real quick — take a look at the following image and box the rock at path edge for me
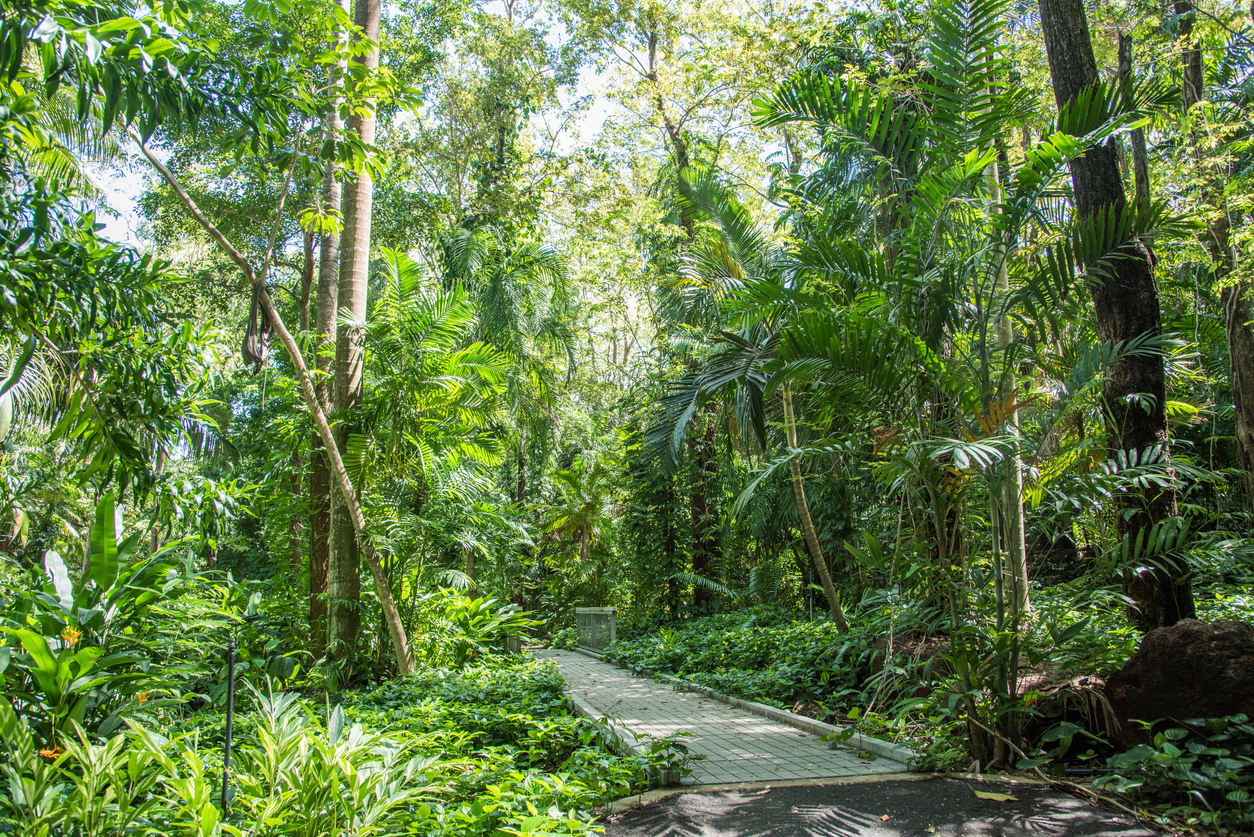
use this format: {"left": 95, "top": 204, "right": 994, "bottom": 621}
{"left": 1105, "top": 618, "right": 1254, "bottom": 748}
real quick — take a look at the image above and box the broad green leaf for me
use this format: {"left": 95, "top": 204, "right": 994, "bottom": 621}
{"left": 89, "top": 492, "right": 121, "bottom": 592}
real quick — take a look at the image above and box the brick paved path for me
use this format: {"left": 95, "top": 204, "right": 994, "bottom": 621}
{"left": 536, "top": 649, "right": 907, "bottom": 785}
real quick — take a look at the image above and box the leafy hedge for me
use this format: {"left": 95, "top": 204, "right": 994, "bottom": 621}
{"left": 0, "top": 656, "right": 669, "bottom": 836}
{"left": 604, "top": 606, "right": 883, "bottom": 712}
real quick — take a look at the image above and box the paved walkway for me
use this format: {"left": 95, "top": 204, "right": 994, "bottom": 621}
{"left": 536, "top": 649, "right": 907, "bottom": 785}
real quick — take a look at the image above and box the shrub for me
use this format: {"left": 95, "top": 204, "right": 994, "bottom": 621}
{"left": 1097, "top": 715, "right": 1254, "bottom": 834}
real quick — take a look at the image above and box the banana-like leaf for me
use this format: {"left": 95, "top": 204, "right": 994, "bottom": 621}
{"left": 88, "top": 492, "right": 121, "bottom": 593}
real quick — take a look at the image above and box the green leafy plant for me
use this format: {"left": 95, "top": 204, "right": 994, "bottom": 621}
{"left": 1096, "top": 715, "right": 1254, "bottom": 833}
{"left": 0, "top": 493, "right": 201, "bottom": 744}
{"left": 440, "top": 591, "right": 538, "bottom": 668}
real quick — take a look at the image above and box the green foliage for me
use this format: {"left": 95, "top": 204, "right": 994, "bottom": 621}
{"left": 606, "top": 606, "right": 882, "bottom": 712}
{"left": 0, "top": 657, "right": 676, "bottom": 836}
{"left": 0, "top": 495, "right": 203, "bottom": 745}
{"left": 442, "top": 593, "right": 537, "bottom": 668}
{"left": 343, "top": 658, "right": 684, "bottom": 834}
{"left": 548, "top": 627, "right": 578, "bottom": 650}
{"left": 1097, "top": 715, "right": 1254, "bottom": 834}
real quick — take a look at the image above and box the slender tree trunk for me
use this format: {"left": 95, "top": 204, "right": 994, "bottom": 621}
{"left": 310, "top": 0, "right": 348, "bottom": 657}
{"left": 1038, "top": 0, "right": 1194, "bottom": 631}
{"left": 289, "top": 231, "right": 314, "bottom": 579}
{"left": 688, "top": 407, "right": 720, "bottom": 610}
{"left": 150, "top": 446, "right": 166, "bottom": 554}
{"left": 989, "top": 150, "right": 1030, "bottom": 614}
{"left": 1117, "top": 35, "right": 1152, "bottom": 248}
{"left": 299, "top": 229, "right": 316, "bottom": 333}
{"left": 328, "top": 0, "right": 382, "bottom": 662}
{"left": 130, "top": 123, "right": 413, "bottom": 676}
{"left": 782, "top": 381, "right": 849, "bottom": 630}
{"left": 1176, "top": 0, "right": 1204, "bottom": 116}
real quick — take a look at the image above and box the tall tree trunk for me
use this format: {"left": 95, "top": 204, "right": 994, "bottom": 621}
{"left": 290, "top": 230, "right": 314, "bottom": 578}
{"left": 131, "top": 118, "right": 413, "bottom": 678}
{"left": 309, "top": 0, "right": 349, "bottom": 657}
{"left": 150, "top": 445, "right": 166, "bottom": 554}
{"left": 989, "top": 149, "right": 1030, "bottom": 615}
{"left": 1038, "top": 0, "right": 1195, "bottom": 631}
{"left": 299, "top": 229, "right": 316, "bottom": 333}
{"left": 328, "top": 0, "right": 381, "bottom": 662}
{"left": 1171, "top": 4, "right": 1254, "bottom": 508}
{"left": 1176, "top": 0, "right": 1204, "bottom": 116}
{"left": 782, "top": 381, "right": 849, "bottom": 630}
{"left": 688, "top": 406, "right": 720, "bottom": 610}
{"left": 1117, "top": 35, "right": 1153, "bottom": 250}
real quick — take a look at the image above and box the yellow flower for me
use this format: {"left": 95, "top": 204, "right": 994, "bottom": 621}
{"left": 38, "top": 745, "right": 63, "bottom": 761}
{"left": 60, "top": 626, "right": 82, "bottom": 647}
{"left": 136, "top": 691, "right": 149, "bottom": 703}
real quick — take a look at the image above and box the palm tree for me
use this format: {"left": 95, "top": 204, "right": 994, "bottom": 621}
{"left": 649, "top": 171, "right": 855, "bottom": 629}
{"left": 542, "top": 459, "right": 613, "bottom": 565}
{"left": 442, "top": 225, "right": 575, "bottom": 507}
{"left": 350, "top": 248, "right": 507, "bottom": 493}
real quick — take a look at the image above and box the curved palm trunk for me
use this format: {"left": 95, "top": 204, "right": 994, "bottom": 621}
{"left": 782, "top": 381, "right": 848, "bottom": 630}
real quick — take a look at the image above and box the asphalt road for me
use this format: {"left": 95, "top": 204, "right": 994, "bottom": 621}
{"left": 602, "top": 776, "right": 1159, "bottom": 837}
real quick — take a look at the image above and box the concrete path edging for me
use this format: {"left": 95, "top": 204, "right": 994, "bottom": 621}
{"left": 571, "top": 645, "right": 918, "bottom": 767}
{"left": 567, "top": 692, "right": 686, "bottom": 786}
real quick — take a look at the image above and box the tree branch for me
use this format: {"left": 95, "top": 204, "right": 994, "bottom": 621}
{"left": 129, "top": 128, "right": 414, "bottom": 674}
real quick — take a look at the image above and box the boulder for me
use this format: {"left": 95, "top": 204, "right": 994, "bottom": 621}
{"left": 1105, "top": 619, "right": 1254, "bottom": 747}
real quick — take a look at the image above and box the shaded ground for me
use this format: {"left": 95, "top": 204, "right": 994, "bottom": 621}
{"left": 602, "top": 777, "right": 1159, "bottom": 837}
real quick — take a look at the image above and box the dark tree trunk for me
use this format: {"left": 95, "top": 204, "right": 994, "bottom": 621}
{"left": 1117, "top": 35, "right": 1152, "bottom": 220}
{"left": 688, "top": 407, "right": 720, "bottom": 610}
{"left": 299, "top": 229, "right": 316, "bottom": 333}
{"left": 1038, "top": 0, "right": 1194, "bottom": 631}
{"left": 1176, "top": 0, "right": 1204, "bottom": 115}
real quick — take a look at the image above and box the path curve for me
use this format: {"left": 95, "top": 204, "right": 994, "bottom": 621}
{"left": 537, "top": 649, "right": 907, "bottom": 785}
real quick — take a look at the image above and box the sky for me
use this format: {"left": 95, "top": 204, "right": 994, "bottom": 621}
{"left": 96, "top": 0, "right": 613, "bottom": 250}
